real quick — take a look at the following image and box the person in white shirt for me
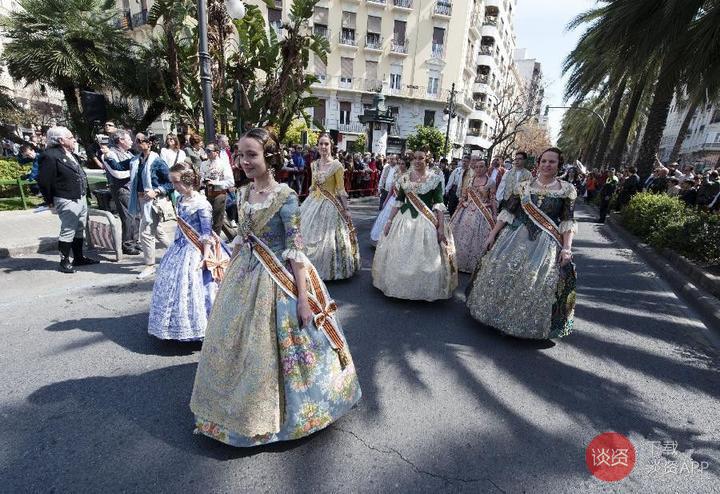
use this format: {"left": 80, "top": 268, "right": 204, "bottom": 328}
{"left": 200, "top": 144, "right": 235, "bottom": 234}
{"left": 160, "top": 134, "right": 186, "bottom": 168}
{"left": 377, "top": 154, "right": 398, "bottom": 210}
{"left": 496, "top": 151, "right": 533, "bottom": 210}
{"left": 216, "top": 134, "right": 232, "bottom": 169}
{"left": 445, "top": 156, "right": 470, "bottom": 215}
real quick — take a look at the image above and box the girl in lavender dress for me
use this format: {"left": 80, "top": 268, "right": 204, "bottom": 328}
{"left": 147, "top": 162, "right": 230, "bottom": 341}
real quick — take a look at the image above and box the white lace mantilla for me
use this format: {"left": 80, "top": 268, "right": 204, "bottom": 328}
{"left": 516, "top": 179, "right": 577, "bottom": 200}
{"left": 312, "top": 159, "right": 343, "bottom": 184}
{"left": 179, "top": 191, "right": 211, "bottom": 215}
{"left": 398, "top": 171, "right": 443, "bottom": 195}
{"left": 239, "top": 183, "right": 289, "bottom": 212}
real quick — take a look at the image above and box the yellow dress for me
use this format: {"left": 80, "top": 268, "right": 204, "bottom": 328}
{"left": 299, "top": 160, "right": 360, "bottom": 280}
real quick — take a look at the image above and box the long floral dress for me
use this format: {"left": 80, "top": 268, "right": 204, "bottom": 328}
{"left": 190, "top": 183, "right": 361, "bottom": 447}
{"left": 372, "top": 172, "right": 458, "bottom": 301}
{"left": 450, "top": 176, "right": 496, "bottom": 273}
{"left": 148, "top": 192, "right": 228, "bottom": 341}
{"left": 466, "top": 180, "right": 578, "bottom": 339}
{"left": 299, "top": 159, "right": 360, "bottom": 280}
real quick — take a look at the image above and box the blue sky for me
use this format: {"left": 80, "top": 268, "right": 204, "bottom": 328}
{"left": 514, "top": 0, "right": 596, "bottom": 143}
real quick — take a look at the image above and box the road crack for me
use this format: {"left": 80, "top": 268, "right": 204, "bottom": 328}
{"left": 333, "top": 426, "right": 506, "bottom": 492}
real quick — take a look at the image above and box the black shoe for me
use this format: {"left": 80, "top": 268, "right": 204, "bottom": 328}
{"left": 59, "top": 258, "right": 75, "bottom": 273}
{"left": 73, "top": 256, "right": 100, "bottom": 266}
{"left": 122, "top": 246, "right": 141, "bottom": 255}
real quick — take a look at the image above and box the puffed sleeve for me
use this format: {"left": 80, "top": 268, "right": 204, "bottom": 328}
{"left": 197, "top": 201, "right": 214, "bottom": 242}
{"left": 279, "top": 192, "right": 310, "bottom": 264}
{"left": 432, "top": 180, "right": 447, "bottom": 212}
{"left": 334, "top": 164, "right": 347, "bottom": 197}
{"left": 559, "top": 183, "right": 578, "bottom": 234}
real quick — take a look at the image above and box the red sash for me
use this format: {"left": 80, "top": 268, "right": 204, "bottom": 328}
{"left": 520, "top": 197, "right": 563, "bottom": 247}
{"left": 176, "top": 215, "right": 230, "bottom": 281}
{"left": 467, "top": 189, "right": 496, "bottom": 228}
{"left": 316, "top": 186, "right": 359, "bottom": 263}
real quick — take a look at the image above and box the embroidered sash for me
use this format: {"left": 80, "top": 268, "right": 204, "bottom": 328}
{"left": 520, "top": 195, "right": 564, "bottom": 247}
{"left": 406, "top": 191, "right": 438, "bottom": 228}
{"left": 249, "top": 233, "right": 350, "bottom": 369}
{"left": 315, "top": 185, "right": 359, "bottom": 261}
{"left": 176, "top": 214, "right": 230, "bottom": 281}
{"left": 467, "top": 189, "right": 496, "bottom": 229}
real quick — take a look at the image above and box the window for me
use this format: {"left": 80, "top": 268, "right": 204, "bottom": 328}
{"left": 432, "top": 27, "right": 445, "bottom": 45}
{"left": 313, "top": 100, "right": 326, "bottom": 126}
{"left": 424, "top": 110, "right": 435, "bottom": 127}
{"left": 366, "top": 16, "right": 382, "bottom": 48}
{"left": 394, "top": 20, "right": 406, "bottom": 40}
{"left": 340, "top": 57, "right": 353, "bottom": 86}
{"left": 268, "top": 8, "right": 282, "bottom": 33}
{"left": 428, "top": 76, "right": 440, "bottom": 95}
{"left": 314, "top": 55, "right": 327, "bottom": 81}
{"left": 313, "top": 7, "right": 329, "bottom": 38}
{"left": 341, "top": 11, "right": 356, "bottom": 44}
{"left": 390, "top": 72, "right": 402, "bottom": 90}
{"left": 365, "top": 61, "right": 379, "bottom": 91}
{"left": 388, "top": 106, "right": 400, "bottom": 119}
{"left": 340, "top": 102, "right": 352, "bottom": 125}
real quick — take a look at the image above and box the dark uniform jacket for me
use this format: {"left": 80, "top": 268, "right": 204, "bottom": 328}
{"left": 37, "top": 146, "right": 88, "bottom": 204}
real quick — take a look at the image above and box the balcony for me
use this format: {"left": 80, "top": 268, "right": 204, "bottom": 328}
{"left": 390, "top": 37, "right": 409, "bottom": 55}
{"left": 392, "top": 0, "right": 413, "bottom": 9}
{"left": 479, "top": 45, "right": 493, "bottom": 56}
{"left": 431, "top": 43, "right": 445, "bottom": 59}
{"left": 433, "top": 1, "right": 452, "bottom": 18}
{"left": 364, "top": 79, "right": 384, "bottom": 92}
{"left": 483, "top": 16, "right": 498, "bottom": 26}
{"left": 338, "top": 122, "right": 366, "bottom": 133}
{"left": 339, "top": 31, "right": 357, "bottom": 47}
{"left": 482, "top": 18, "right": 500, "bottom": 38}
{"left": 365, "top": 34, "right": 383, "bottom": 51}
{"left": 314, "top": 25, "right": 330, "bottom": 39}
{"left": 131, "top": 10, "right": 148, "bottom": 28}
{"left": 701, "top": 142, "right": 720, "bottom": 151}
{"left": 474, "top": 74, "right": 489, "bottom": 84}
{"left": 310, "top": 118, "right": 326, "bottom": 130}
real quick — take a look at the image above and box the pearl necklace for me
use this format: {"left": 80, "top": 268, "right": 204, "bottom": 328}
{"left": 251, "top": 181, "right": 276, "bottom": 195}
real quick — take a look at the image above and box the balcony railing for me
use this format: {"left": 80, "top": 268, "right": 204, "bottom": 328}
{"left": 367, "top": 0, "right": 386, "bottom": 4}
{"left": 365, "top": 34, "right": 383, "bottom": 50}
{"left": 310, "top": 118, "right": 326, "bottom": 130}
{"left": 364, "top": 79, "right": 384, "bottom": 92}
{"left": 131, "top": 10, "right": 148, "bottom": 28}
{"left": 339, "top": 31, "right": 357, "bottom": 46}
{"left": 338, "top": 122, "right": 366, "bottom": 133}
{"left": 467, "top": 128, "right": 482, "bottom": 137}
{"left": 393, "top": 0, "right": 413, "bottom": 8}
{"left": 484, "top": 16, "right": 498, "bottom": 26}
{"left": 474, "top": 101, "right": 486, "bottom": 111}
{"left": 475, "top": 74, "right": 489, "bottom": 83}
{"left": 314, "top": 25, "right": 330, "bottom": 39}
{"left": 390, "top": 37, "right": 409, "bottom": 54}
{"left": 701, "top": 142, "right": 720, "bottom": 151}
{"left": 431, "top": 43, "right": 445, "bottom": 59}
{"left": 479, "top": 45, "right": 493, "bottom": 56}
{"left": 433, "top": 1, "right": 452, "bottom": 16}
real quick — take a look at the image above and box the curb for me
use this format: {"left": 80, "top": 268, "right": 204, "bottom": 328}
{"left": 605, "top": 213, "right": 720, "bottom": 331}
{"left": 0, "top": 239, "right": 57, "bottom": 259}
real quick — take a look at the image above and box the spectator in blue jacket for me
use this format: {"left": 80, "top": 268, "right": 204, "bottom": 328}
{"left": 288, "top": 145, "right": 306, "bottom": 193}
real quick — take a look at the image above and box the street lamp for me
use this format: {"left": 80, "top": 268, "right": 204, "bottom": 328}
{"left": 443, "top": 82, "right": 458, "bottom": 158}
{"left": 544, "top": 105, "right": 606, "bottom": 130}
{"left": 198, "top": 0, "right": 246, "bottom": 143}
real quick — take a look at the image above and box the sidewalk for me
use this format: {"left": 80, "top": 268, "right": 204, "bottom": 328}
{"left": 0, "top": 208, "right": 61, "bottom": 258}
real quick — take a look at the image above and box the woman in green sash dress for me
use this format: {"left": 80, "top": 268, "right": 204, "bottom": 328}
{"left": 466, "top": 147, "right": 577, "bottom": 339}
{"left": 372, "top": 150, "right": 458, "bottom": 301}
{"left": 190, "top": 128, "right": 361, "bottom": 447}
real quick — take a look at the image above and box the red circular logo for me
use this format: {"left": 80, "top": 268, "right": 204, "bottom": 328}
{"left": 586, "top": 432, "right": 636, "bottom": 481}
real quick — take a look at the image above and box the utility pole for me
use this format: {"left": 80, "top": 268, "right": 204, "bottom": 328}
{"left": 443, "top": 82, "right": 458, "bottom": 158}
{"left": 198, "top": 0, "right": 215, "bottom": 143}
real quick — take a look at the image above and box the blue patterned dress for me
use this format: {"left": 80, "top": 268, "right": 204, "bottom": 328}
{"left": 148, "top": 192, "right": 225, "bottom": 341}
{"left": 190, "top": 183, "right": 361, "bottom": 447}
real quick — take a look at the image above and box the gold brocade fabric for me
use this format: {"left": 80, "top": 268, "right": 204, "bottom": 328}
{"left": 372, "top": 209, "right": 457, "bottom": 301}
{"left": 309, "top": 160, "right": 347, "bottom": 199}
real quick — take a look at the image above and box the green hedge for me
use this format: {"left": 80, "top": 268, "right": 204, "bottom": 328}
{"left": 621, "top": 192, "right": 720, "bottom": 264}
{"left": 0, "top": 157, "right": 29, "bottom": 181}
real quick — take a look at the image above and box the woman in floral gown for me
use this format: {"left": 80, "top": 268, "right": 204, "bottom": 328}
{"left": 370, "top": 156, "right": 408, "bottom": 245}
{"left": 147, "top": 162, "right": 230, "bottom": 341}
{"left": 372, "top": 150, "right": 458, "bottom": 301}
{"left": 299, "top": 134, "right": 360, "bottom": 280}
{"left": 190, "top": 128, "right": 361, "bottom": 447}
{"left": 466, "top": 147, "right": 577, "bottom": 339}
{"left": 450, "top": 158, "right": 496, "bottom": 273}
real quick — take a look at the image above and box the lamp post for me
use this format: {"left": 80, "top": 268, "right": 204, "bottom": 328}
{"left": 198, "top": 0, "right": 246, "bottom": 143}
{"left": 443, "top": 82, "right": 458, "bottom": 158}
{"left": 544, "top": 105, "right": 606, "bottom": 130}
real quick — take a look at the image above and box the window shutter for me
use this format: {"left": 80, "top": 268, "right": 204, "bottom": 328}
{"left": 341, "top": 57, "right": 353, "bottom": 78}
{"left": 313, "top": 7, "right": 328, "bottom": 25}
{"left": 342, "top": 11, "right": 356, "bottom": 29}
{"left": 367, "top": 16, "right": 381, "bottom": 34}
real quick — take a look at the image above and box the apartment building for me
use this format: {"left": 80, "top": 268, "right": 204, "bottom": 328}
{"left": 659, "top": 98, "right": 720, "bottom": 172}
{"left": 513, "top": 48, "right": 543, "bottom": 117}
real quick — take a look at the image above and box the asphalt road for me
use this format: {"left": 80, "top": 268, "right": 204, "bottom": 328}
{"left": 1, "top": 200, "right": 718, "bottom": 493}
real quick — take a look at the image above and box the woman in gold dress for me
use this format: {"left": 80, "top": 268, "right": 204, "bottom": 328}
{"left": 298, "top": 134, "right": 360, "bottom": 280}
{"left": 466, "top": 147, "right": 577, "bottom": 339}
{"left": 372, "top": 150, "right": 458, "bottom": 301}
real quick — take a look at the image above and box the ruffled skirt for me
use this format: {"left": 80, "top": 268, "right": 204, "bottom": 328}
{"left": 450, "top": 201, "right": 494, "bottom": 273}
{"left": 190, "top": 246, "right": 362, "bottom": 447}
{"left": 148, "top": 240, "right": 218, "bottom": 341}
{"left": 299, "top": 195, "right": 360, "bottom": 280}
{"left": 466, "top": 225, "right": 576, "bottom": 339}
{"left": 370, "top": 191, "right": 396, "bottom": 244}
{"left": 372, "top": 209, "right": 458, "bottom": 301}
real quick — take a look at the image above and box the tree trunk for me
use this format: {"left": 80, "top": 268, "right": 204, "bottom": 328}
{"left": 607, "top": 75, "right": 647, "bottom": 167}
{"left": 668, "top": 99, "right": 699, "bottom": 163}
{"left": 636, "top": 55, "right": 679, "bottom": 177}
{"left": 61, "top": 85, "right": 92, "bottom": 159}
{"left": 138, "top": 100, "right": 167, "bottom": 132}
{"left": 165, "top": 23, "right": 183, "bottom": 102}
{"left": 593, "top": 76, "right": 627, "bottom": 167}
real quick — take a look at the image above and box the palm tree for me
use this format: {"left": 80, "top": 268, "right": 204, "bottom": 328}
{"left": 0, "top": 0, "right": 135, "bottom": 151}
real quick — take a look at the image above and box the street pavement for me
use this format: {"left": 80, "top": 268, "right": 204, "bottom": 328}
{"left": 1, "top": 200, "right": 718, "bottom": 493}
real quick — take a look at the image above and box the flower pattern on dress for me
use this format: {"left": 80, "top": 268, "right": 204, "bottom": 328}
{"left": 277, "top": 315, "right": 321, "bottom": 391}
{"left": 291, "top": 402, "right": 333, "bottom": 439}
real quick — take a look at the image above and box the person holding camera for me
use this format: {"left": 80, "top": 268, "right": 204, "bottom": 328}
{"left": 102, "top": 130, "right": 140, "bottom": 255}
{"left": 200, "top": 143, "right": 234, "bottom": 235}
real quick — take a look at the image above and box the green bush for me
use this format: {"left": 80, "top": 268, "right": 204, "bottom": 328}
{"left": 621, "top": 192, "right": 720, "bottom": 265}
{"left": 0, "top": 158, "right": 29, "bottom": 181}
